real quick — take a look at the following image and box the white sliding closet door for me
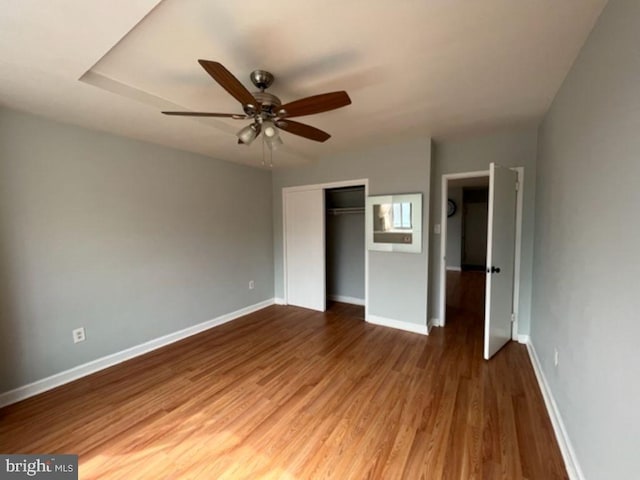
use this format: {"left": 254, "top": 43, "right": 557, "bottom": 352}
{"left": 284, "top": 188, "right": 326, "bottom": 311}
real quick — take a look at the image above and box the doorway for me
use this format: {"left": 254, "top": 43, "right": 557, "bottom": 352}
{"left": 446, "top": 177, "right": 489, "bottom": 329}
{"left": 438, "top": 166, "right": 524, "bottom": 359}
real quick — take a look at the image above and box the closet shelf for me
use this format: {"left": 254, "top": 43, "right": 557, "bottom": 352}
{"left": 327, "top": 207, "right": 365, "bottom": 215}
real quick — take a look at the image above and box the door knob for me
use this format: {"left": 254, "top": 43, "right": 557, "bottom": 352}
{"left": 487, "top": 266, "right": 501, "bottom": 274}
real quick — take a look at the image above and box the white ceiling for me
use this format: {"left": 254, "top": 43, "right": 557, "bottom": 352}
{"left": 0, "top": 0, "right": 607, "bottom": 168}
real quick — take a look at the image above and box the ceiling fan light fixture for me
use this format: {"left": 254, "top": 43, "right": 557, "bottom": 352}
{"left": 262, "top": 120, "right": 279, "bottom": 140}
{"left": 236, "top": 122, "right": 261, "bottom": 145}
{"left": 266, "top": 136, "right": 283, "bottom": 150}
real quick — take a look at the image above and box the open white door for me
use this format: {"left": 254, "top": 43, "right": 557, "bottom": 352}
{"left": 284, "top": 188, "right": 326, "bottom": 311}
{"left": 484, "top": 163, "right": 517, "bottom": 359}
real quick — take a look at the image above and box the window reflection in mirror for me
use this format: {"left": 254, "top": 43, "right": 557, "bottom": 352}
{"left": 373, "top": 203, "right": 412, "bottom": 232}
{"left": 373, "top": 203, "right": 413, "bottom": 244}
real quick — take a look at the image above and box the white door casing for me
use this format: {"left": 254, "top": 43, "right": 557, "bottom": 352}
{"left": 284, "top": 188, "right": 326, "bottom": 311}
{"left": 484, "top": 163, "right": 518, "bottom": 359}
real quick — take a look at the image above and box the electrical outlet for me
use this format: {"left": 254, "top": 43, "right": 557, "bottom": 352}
{"left": 72, "top": 327, "right": 86, "bottom": 344}
{"left": 554, "top": 348, "right": 559, "bottom": 367}
{"left": 249, "top": 280, "right": 255, "bottom": 290}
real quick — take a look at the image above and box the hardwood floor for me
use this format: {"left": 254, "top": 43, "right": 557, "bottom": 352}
{"left": 446, "top": 269, "right": 486, "bottom": 317}
{"left": 0, "top": 293, "right": 566, "bottom": 479}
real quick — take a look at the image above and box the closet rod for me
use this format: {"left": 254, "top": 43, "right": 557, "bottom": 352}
{"left": 327, "top": 186, "right": 364, "bottom": 193}
{"left": 327, "top": 207, "right": 365, "bottom": 215}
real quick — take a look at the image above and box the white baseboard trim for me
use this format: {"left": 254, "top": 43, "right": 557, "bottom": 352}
{"left": 524, "top": 339, "right": 584, "bottom": 480}
{"left": 446, "top": 266, "right": 462, "bottom": 271}
{"left": 366, "top": 314, "right": 428, "bottom": 335}
{"left": 517, "top": 334, "right": 530, "bottom": 344}
{"left": 428, "top": 318, "right": 442, "bottom": 333}
{"left": 327, "top": 294, "right": 365, "bottom": 306}
{"left": 0, "top": 298, "right": 275, "bottom": 408}
{"left": 274, "top": 297, "right": 286, "bottom": 305}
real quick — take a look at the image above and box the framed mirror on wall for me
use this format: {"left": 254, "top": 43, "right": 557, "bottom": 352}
{"left": 366, "top": 193, "right": 422, "bottom": 253}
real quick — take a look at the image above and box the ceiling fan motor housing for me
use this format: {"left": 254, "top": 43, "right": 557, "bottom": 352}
{"left": 244, "top": 91, "right": 282, "bottom": 117}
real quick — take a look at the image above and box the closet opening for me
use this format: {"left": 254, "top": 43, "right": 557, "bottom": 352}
{"left": 325, "top": 186, "right": 365, "bottom": 318}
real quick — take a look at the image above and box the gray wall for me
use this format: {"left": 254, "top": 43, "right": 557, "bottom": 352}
{"left": 532, "top": 0, "right": 640, "bottom": 477}
{"left": 0, "top": 108, "right": 274, "bottom": 394}
{"left": 445, "top": 186, "right": 462, "bottom": 269}
{"left": 326, "top": 189, "right": 365, "bottom": 301}
{"left": 273, "top": 138, "right": 431, "bottom": 327}
{"left": 429, "top": 127, "right": 538, "bottom": 333}
{"left": 326, "top": 214, "right": 365, "bottom": 301}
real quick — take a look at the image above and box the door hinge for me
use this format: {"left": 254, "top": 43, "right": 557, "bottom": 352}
{"left": 511, "top": 313, "right": 516, "bottom": 323}
{"left": 515, "top": 181, "right": 520, "bottom": 192}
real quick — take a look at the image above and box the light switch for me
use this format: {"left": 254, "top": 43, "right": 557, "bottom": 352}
{"left": 434, "top": 224, "right": 441, "bottom": 234}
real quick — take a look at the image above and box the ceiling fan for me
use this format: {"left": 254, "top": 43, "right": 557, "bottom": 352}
{"left": 162, "top": 60, "right": 352, "bottom": 149}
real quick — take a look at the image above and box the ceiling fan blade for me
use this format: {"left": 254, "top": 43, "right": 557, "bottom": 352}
{"left": 162, "top": 111, "right": 247, "bottom": 119}
{"left": 277, "top": 91, "right": 351, "bottom": 118}
{"left": 277, "top": 120, "right": 331, "bottom": 142}
{"left": 198, "top": 60, "right": 259, "bottom": 107}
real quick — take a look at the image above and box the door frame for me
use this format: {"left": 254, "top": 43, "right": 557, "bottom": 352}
{"left": 283, "top": 178, "right": 369, "bottom": 315}
{"left": 438, "top": 167, "right": 524, "bottom": 341}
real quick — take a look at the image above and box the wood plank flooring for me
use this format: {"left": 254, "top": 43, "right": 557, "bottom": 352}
{"left": 0, "top": 283, "right": 567, "bottom": 479}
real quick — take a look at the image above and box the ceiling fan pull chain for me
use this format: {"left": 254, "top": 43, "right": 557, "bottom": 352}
{"left": 262, "top": 135, "right": 266, "bottom": 167}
